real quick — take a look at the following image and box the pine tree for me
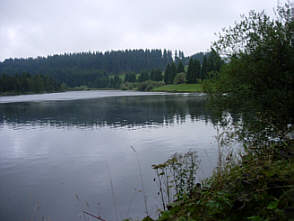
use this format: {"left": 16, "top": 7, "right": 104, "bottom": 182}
{"left": 177, "top": 61, "right": 185, "bottom": 73}
{"left": 201, "top": 55, "right": 208, "bottom": 79}
{"left": 138, "top": 71, "right": 150, "bottom": 82}
{"left": 170, "top": 62, "right": 177, "bottom": 84}
{"left": 164, "top": 64, "right": 171, "bottom": 84}
{"left": 125, "top": 73, "right": 129, "bottom": 82}
{"left": 174, "top": 50, "right": 178, "bottom": 60}
{"left": 186, "top": 59, "right": 201, "bottom": 83}
{"left": 150, "top": 69, "right": 162, "bottom": 81}
{"left": 186, "top": 59, "right": 197, "bottom": 83}
{"left": 194, "top": 59, "right": 201, "bottom": 81}
{"left": 207, "top": 49, "right": 223, "bottom": 74}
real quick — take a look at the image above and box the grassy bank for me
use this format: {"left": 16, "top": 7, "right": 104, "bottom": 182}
{"left": 0, "top": 83, "right": 204, "bottom": 96}
{"left": 152, "top": 84, "right": 203, "bottom": 93}
{"left": 147, "top": 142, "right": 294, "bottom": 221}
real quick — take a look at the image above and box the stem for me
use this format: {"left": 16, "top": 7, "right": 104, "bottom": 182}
{"left": 106, "top": 162, "right": 119, "bottom": 221}
{"left": 83, "top": 210, "right": 107, "bottom": 221}
{"left": 131, "top": 146, "right": 149, "bottom": 216}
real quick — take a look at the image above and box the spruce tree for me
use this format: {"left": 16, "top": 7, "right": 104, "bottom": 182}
{"left": 170, "top": 62, "right": 177, "bottom": 84}
{"left": 186, "top": 59, "right": 201, "bottom": 83}
{"left": 186, "top": 59, "right": 194, "bottom": 83}
{"left": 150, "top": 69, "right": 162, "bottom": 81}
{"left": 194, "top": 59, "right": 201, "bottom": 81}
{"left": 177, "top": 61, "right": 185, "bottom": 73}
{"left": 164, "top": 64, "right": 171, "bottom": 84}
{"left": 201, "top": 55, "right": 208, "bottom": 79}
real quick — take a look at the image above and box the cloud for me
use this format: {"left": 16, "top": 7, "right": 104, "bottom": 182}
{"left": 0, "top": 0, "right": 279, "bottom": 61}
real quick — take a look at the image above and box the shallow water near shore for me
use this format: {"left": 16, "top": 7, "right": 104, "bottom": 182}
{"left": 0, "top": 90, "right": 219, "bottom": 221}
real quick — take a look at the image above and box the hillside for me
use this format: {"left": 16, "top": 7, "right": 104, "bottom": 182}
{"left": 0, "top": 49, "right": 175, "bottom": 87}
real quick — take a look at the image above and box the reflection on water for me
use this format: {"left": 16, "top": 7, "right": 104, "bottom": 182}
{"left": 0, "top": 94, "right": 212, "bottom": 129}
{"left": 0, "top": 92, "right": 219, "bottom": 221}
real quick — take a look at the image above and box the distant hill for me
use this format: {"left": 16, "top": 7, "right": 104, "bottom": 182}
{"left": 181, "top": 52, "right": 210, "bottom": 65}
{"left": 0, "top": 49, "right": 173, "bottom": 87}
{"left": 0, "top": 49, "right": 211, "bottom": 88}
{"left": 190, "top": 52, "right": 209, "bottom": 63}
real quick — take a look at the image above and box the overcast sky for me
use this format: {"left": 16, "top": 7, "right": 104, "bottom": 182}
{"left": 0, "top": 0, "right": 281, "bottom": 61}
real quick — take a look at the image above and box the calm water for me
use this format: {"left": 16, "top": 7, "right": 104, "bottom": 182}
{"left": 0, "top": 90, "right": 219, "bottom": 221}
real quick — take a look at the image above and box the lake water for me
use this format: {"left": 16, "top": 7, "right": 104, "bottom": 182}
{"left": 0, "top": 90, "right": 219, "bottom": 221}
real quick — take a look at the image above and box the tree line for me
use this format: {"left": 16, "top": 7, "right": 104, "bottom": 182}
{"left": 164, "top": 50, "right": 223, "bottom": 85}
{"left": 0, "top": 73, "right": 62, "bottom": 93}
{"left": 123, "top": 50, "right": 223, "bottom": 86}
{"left": 0, "top": 49, "right": 173, "bottom": 83}
{"left": 0, "top": 49, "right": 223, "bottom": 92}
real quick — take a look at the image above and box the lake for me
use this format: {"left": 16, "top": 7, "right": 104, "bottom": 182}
{"left": 0, "top": 90, "right": 220, "bottom": 221}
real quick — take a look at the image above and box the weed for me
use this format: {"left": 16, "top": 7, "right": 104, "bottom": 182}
{"left": 131, "top": 146, "right": 149, "bottom": 217}
{"left": 152, "top": 151, "right": 200, "bottom": 211}
{"left": 153, "top": 141, "right": 294, "bottom": 221}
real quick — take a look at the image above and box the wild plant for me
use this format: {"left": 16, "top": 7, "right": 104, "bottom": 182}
{"left": 152, "top": 151, "right": 200, "bottom": 210}
{"left": 130, "top": 146, "right": 149, "bottom": 217}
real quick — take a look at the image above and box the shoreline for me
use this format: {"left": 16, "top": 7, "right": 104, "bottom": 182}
{"left": 0, "top": 84, "right": 205, "bottom": 97}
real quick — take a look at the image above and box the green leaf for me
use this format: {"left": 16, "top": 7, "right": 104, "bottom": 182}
{"left": 267, "top": 200, "right": 278, "bottom": 210}
{"left": 247, "top": 216, "right": 264, "bottom": 221}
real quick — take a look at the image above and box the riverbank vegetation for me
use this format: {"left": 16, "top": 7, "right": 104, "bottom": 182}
{"left": 151, "top": 142, "right": 294, "bottom": 221}
{"left": 136, "top": 3, "right": 294, "bottom": 221}
{"left": 151, "top": 84, "right": 203, "bottom": 93}
{"left": 0, "top": 2, "right": 293, "bottom": 220}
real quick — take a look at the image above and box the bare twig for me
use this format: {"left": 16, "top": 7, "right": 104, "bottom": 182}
{"left": 82, "top": 210, "right": 107, "bottom": 221}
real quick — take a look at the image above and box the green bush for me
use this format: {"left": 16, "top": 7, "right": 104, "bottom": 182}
{"left": 137, "top": 81, "right": 164, "bottom": 91}
{"left": 173, "top": 73, "right": 186, "bottom": 84}
{"left": 155, "top": 142, "right": 294, "bottom": 221}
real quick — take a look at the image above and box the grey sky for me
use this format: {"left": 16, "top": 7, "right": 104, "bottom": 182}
{"left": 0, "top": 0, "right": 279, "bottom": 61}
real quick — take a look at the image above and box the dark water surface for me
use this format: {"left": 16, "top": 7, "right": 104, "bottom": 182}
{"left": 0, "top": 90, "right": 219, "bottom": 221}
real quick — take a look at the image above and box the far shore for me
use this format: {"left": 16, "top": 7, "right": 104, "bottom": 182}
{"left": 0, "top": 83, "right": 204, "bottom": 97}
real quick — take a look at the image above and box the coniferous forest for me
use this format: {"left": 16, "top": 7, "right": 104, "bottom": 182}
{"left": 0, "top": 74, "right": 61, "bottom": 94}
{"left": 0, "top": 48, "right": 223, "bottom": 93}
{"left": 0, "top": 49, "right": 173, "bottom": 88}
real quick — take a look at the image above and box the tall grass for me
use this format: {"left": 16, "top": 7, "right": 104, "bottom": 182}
{"left": 152, "top": 151, "right": 200, "bottom": 211}
{"left": 130, "top": 145, "right": 149, "bottom": 217}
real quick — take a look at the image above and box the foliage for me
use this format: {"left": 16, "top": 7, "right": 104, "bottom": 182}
{"left": 204, "top": 49, "right": 224, "bottom": 78}
{"left": 186, "top": 59, "right": 200, "bottom": 83}
{"left": 173, "top": 73, "right": 186, "bottom": 84}
{"left": 120, "top": 82, "right": 138, "bottom": 91}
{"left": 125, "top": 73, "right": 137, "bottom": 82}
{"left": 164, "top": 63, "right": 177, "bottom": 84}
{"left": 141, "top": 4, "right": 294, "bottom": 221}
{"left": 71, "top": 85, "right": 90, "bottom": 91}
{"left": 145, "top": 4, "right": 294, "bottom": 221}
{"left": 204, "top": 4, "right": 294, "bottom": 146}
{"left": 152, "top": 151, "right": 200, "bottom": 211}
{"left": 155, "top": 142, "right": 294, "bottom": 221}
{"left": 150, "top": 69, "right": 163, "bottom": 82}
{"left": 138, "top": 71, "right": 151, "bottom": 82}
{"left": 0, "top": 73, "right": 61, "bottom": 94}
{"left": 109, "top": 75, "right": 122, "bottom": 88}
{"left": 188, "top": 52, "right": 207, "bottom": 64}
{"left": 176, "top": 61, "right": 185, "bottom": 73}
{"left": 174, "top": 50, "right": 185, "bottom": 62}
{"left": 136, "top": 80, "right": 164, "bottom": 91}
{"left": 0, "top": 49, "right": 173, "bottom": 88}
{"left": 186, "top": 51, "right": 223, "bottom": 83}
{"left": 152, "top": 84, "right": 203, "bottom": 93}
{"left": 200, "top": 55, "right": 208, "bottom": 79}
